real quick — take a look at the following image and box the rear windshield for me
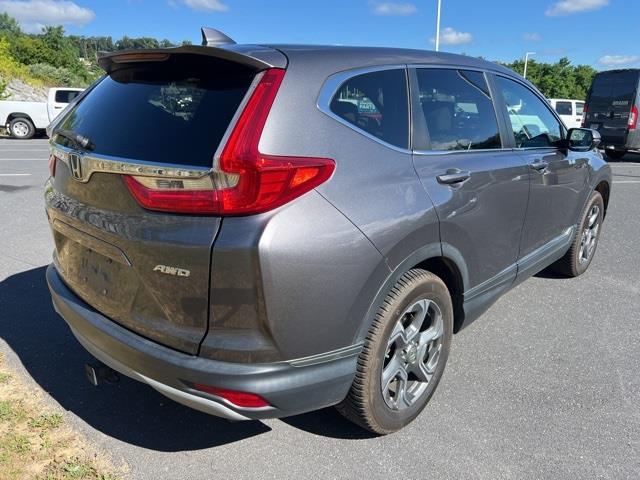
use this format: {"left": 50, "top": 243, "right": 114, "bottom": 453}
{"left": 54, "top": 55, "right": 254, "bottom": 167}
{"left": 589, "top": 70, "right": 639, "bottom": 111}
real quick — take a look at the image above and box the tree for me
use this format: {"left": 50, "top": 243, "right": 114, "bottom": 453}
{"left": 0, "top": 12, "right": 21, "bottom": 36}
{"left": 500, "top": 57, "right": 597, "bottom": 100}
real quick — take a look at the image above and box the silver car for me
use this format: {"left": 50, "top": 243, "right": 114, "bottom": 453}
{"left": 45, "top": 28, "right": 611, "bottom": 434}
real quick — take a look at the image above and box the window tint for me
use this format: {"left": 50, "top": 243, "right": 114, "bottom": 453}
{"left": 555, "top": 101, "right": 572, "bottom": 115}
{"left": 575, "top": 102, "right": 585, "bottom": 115}
{"left": 330, "top": 69, "right": 409, "bottom": 149}
{"left": 415, "top": 69, "right": 501, "bottom": 151}
{"left": 55, "top": 55, "right": 254, "bottom": 167}
{"left": 495, "top": 76, "right": 562, "bottom": 148}
{"left": 55, "top": 90, "right": 81, "bottom": 104}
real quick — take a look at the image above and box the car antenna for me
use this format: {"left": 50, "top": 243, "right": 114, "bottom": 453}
{"left": 201, "top": 27, "right": 237, "bottom": 47}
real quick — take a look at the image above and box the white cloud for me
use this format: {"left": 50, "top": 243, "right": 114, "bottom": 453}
{"left": 0, "top": 0, "right": 94, "bottom": 33}
{"left": 430, "top": 27, "right": 473, "bottom": 46}
{"left": 181, "top": 0, "right": 228, "bottom": 12}
{"left": 523, "top": 32, "right": 542, "bottom": 42}
{"left": 598, "top": 54, "right": 640, "bottom": 66}
{"left": 545, "top": 0, "right": 608, "bottom": 16}
{"left": 371, "top": 2, "right": 417, "bottom": 16}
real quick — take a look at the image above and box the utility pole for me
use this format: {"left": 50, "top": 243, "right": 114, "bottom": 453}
{"left": 524, "top": 51, "right": 536, "bottom": 79}
{"left": 435, "top": 0, "right": 442, "bottom": 52}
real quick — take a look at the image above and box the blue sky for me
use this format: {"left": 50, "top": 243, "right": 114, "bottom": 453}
{"left": 1, "top": 0, "right": 638, "bottom": 68}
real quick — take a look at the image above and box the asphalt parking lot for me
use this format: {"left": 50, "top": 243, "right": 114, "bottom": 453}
{"left": 0, "top": 137, "right": 639, "bottom": 479}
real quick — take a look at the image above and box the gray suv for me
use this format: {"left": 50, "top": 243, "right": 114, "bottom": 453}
{"left": 45, "top": 29, "right": 612, "bottom": 434}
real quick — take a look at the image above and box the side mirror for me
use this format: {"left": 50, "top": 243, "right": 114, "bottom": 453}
{"left": 565, "top": 128, "right": 601, "bottom": 152}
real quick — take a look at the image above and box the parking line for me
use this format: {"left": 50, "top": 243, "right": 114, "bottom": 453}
{"left": 0, "top": 173, "right": 32, "bottom": 176}
{"left": 613, "top": 180, "right": 640, "bottom": 184}
{"left": 0, "top": 158, "right": 47, "bottom": 161}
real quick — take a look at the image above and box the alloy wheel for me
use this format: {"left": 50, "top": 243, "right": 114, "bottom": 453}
{"left": 381, "top": 299, "right": 444, "bottom": 411}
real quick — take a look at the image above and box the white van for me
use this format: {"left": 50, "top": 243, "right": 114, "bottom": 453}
{"left": 548, "top": 98, "right": 585, "bottom": 129}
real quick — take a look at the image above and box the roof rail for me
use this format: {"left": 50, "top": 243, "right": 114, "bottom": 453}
{"left": 201, "top": 27, "right": 236, "bottom": 47}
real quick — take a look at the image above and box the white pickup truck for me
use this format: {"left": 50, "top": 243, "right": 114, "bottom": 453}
{"left": 0, "top": 87, "right": 84, "bottom": 139}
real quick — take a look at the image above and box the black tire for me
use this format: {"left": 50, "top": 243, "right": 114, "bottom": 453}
{"left": 551, "top": 191, "right": 604, "bottom": 277}
{"left": 9, "top": 117, "right": 35, "bottom": 139}
{"left": 605, "top": 149, "right": 626, "bottom": 161}
{"left": 336, "top": 269, "right": 453, "bottom": 434}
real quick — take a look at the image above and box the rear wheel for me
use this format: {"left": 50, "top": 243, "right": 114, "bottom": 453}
{"left": 336, "top": 269, "right": 453, "bottom": 434}
{"left": 605, "top": 149, "right": 626, "bottom": 160}
{"left": 9, "top": 117, "right": 35, "bottom": 139}
{"left": 552, "top": 191, "right": 604, "bottom": 277}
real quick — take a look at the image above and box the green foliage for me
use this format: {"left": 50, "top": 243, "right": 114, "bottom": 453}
{"left": 0, "top": 77, "right": 8, "bottom": 100}
{"left": 500, "top": 57, "right": 597, "bottom": 100}
{"left": 0, "top": 13, "right": 184, "bottom": 90}
{"left": 0, "top": 12, "right": 21, "bottom": 36}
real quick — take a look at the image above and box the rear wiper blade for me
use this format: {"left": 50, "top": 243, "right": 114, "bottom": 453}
{"left": 55, "top": 129, "right": 95, "bottom": 151}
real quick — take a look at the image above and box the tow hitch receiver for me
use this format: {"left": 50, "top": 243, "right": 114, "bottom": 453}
{"left": 84, "top": 361, "right": 120, "bottom": 386}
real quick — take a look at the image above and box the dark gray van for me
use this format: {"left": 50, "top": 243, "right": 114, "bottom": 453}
{"left": 583, "top": 69, "right": 640, "bottom": 159}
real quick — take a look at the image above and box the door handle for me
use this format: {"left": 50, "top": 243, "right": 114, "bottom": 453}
{"left": 54, "top": 106, "right": 63, "bottom": 109}
{"left": 436, "top": 169, "right": 471, "bottom": 185}
{"left": 530, "top": 160, "right": 549, "bottom": 171}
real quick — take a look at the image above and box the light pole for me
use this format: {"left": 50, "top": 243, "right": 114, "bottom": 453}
{"left": 524, "top": 51, "right": 536, "bottom": 79}
{"left": 435, "top": 0, "right": 442, "bottom": 52}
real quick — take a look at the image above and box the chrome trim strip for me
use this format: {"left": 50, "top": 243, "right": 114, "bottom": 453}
{"left": 517, "top": 226, "right": 575, "bottom": 274}
{"left": 464, "top": 264, "right": 517, "bottom": 300}
{"left": 50, "top": 142, "right": 212, "bottom": 183}
{"left": 316, "top": 64, "right": 413, "bottom": 155}
{"left": 414, "top": 147, "right": 516, "bottom": 157}
{"left": 288, "top": 342, "right": 363, "bottom": 367}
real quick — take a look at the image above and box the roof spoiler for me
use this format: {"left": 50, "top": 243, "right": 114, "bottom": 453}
{"left": 97, "top": 44, "right": 279, "bottom": 73}
{"left": 201, "top": 27, "right": 236, "bottom": 47}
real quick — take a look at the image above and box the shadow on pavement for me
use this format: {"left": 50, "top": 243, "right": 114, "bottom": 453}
{"left": 281, "top": 408, "right": 377, "bottom": 440}
{"left": 0, "top": 266, "right": 270, "bottom": 451}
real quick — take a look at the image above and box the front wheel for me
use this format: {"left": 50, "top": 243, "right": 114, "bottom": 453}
{"left": 336, "top": 269, "right": 453, "bottom": 434}
{"left": 552, "top": 191, "right": 604, "bottom": 277}
{"left": 9, "top": 117, "right": 35, "bottom": 139}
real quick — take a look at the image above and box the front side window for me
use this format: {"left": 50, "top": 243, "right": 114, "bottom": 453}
{"left": 496, "top": 76, "right": 562, "bottom": 148}
{"left": 555, "top": 101, "right": 573, "bottom": 115}
{"left": 330, "top": 69, "right": 409, "bottom": 149}
{"left": 415, "top": 68, "right": 501, "bottom": 151}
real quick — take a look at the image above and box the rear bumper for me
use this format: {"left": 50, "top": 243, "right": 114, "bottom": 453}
{"left": 46, "top": 264, "right": 359, "bottom": 420}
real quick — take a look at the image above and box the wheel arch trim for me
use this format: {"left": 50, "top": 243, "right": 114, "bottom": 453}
{"left": 354, "top": 242, "right": 469, "bottom": 343}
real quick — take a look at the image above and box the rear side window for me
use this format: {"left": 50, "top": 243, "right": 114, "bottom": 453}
{"left": 554, "top": 101, "right": 572, "bottom": 115}
{"left": 55, "top": 90, "right": 80, "bottom": 103}
{"left": 576, "top": 102, "right": 585, "bottom": 115}
{"left": 495, "top": 76, "right": 562, "bottom": 148}
{"left": 55, "top": 55, "right": 254, "bottom": 167}
{"left": 330, "top": 69, "right": 409, "bottom": 149}
{"left": 415, "top": 69, "right": 501, "bottom": 151}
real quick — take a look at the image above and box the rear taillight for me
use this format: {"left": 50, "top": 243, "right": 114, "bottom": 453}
{"left": 123, "top": 68, "right": 335, "bottom": 216}
{"left": 123, "top": 175, "right": 218, "bottom": 214}
{"left": 581, "top": 104, "right": 588, "bottom": 127}
{"left": 628, "top": 105, "right": 638, "bottom": 130}
{"left": 48, "top": 154, "right": 56, "bottom": 178}
{"left": 193, "top": 384, "right": 270, "bottom": 408}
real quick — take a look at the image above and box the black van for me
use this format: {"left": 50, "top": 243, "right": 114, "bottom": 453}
{"left": 583, "top": 69, "right": 639, "bottom": 159}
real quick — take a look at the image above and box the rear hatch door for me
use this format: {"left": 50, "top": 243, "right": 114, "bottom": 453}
{"left": 46, "top": 47, "right": 285, "bottom": 354}
{"left": 586, "top": 70, "right": 639, "bottom": 145}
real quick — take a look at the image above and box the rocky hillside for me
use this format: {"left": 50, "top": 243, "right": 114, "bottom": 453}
{"left": 3, "top": 77, "right": 48, "bottom": 101}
